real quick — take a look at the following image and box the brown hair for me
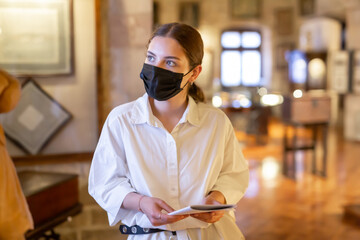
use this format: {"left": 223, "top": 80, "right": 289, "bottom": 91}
{"left": 148, "top": 23, "right": 205, "bottom": 103}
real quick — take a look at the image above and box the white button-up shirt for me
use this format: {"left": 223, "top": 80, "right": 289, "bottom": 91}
{"left": 88, "top": 94, "right": 249, "bottom": 239}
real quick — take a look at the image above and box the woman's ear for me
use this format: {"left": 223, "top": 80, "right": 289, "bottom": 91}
{"left": 189, "top": 65, "right": 202, "bottom": 84}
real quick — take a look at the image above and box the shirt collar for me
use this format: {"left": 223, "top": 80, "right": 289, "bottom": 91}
{"left": 130, "top": 93, "right": 154, "bottom": 125}
{"left": 182, "top": 96, "right": 201, "bottom": 127}
{"left": 130, "top": 93, "right": 201, "bottom": 127}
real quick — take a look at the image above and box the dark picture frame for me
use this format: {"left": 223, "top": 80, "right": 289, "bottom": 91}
{"left": 0, "top": 0, "right": 74, "bottom": 76}
{"left": 276, "top": 42, "right": 295, "bottom": 69}
{"left": 0, "top": 78, "right": 72, "bottom": 155}
{"left": 231, "top": 0, "right": 261, "bottom": 19}
{"left": 299, "top": 0, "right": 315, "bottom": 16}
{"left": 328, "top": 51, "right": 350, "bottom": 93}
{"left": 179, "top": 2, "right": 200, "bottom": 28}
{"left": 274, "top": 8, "right": 294, "bottom": 36}
{"left": 352, "top": 50, "right": 360, "bottom": 94}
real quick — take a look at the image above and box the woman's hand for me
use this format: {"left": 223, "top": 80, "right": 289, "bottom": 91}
{"left": 139, "top": 196, "right": 188, "bottom": 226}
{"left": 121, "top": 192, "right": 188, "bottom": 227}
{"left": 190, "top": 191, "right": 226, "bottom": 223}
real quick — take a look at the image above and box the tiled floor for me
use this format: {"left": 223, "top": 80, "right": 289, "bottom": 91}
{"left": 235, "top": 120, "right": 360, "bottom": 239}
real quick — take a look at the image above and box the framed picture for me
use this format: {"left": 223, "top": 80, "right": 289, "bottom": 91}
{"left": 328, "top": 51, "right": 350, "bottom": 93}
{"left": 274, "top": 8, "right": 293, "bottom": 36}
{"left": 352, "top": 51, "right": 360, "bottom": 94}
{"left": 276, "top": 42, "right": 295, "bottom": 69}
{"left": 0, "top": 0, "right": 73, "bottom": 76}
{"left": 344, "top": 95, "right": 360, "bottom": 141}
{"left": 231, "top": 0, "right": 261, "bottom": 19}
{"left": 0, "top": 78, "right": 72, "bottom": 154}
{"left": 299, "top": 0, "right": 315, "bottom": 16}
{"left": 179, "top": 2, "right": 199, "bottom": 28}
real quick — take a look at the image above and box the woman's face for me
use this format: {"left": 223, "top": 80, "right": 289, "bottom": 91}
{"left": 145, "top": 36, "right": 191, "bottom": 75}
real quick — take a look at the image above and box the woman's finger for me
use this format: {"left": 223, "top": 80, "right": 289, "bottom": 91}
{"left": 155, "top": 199, "right": 175, "bottom": 213}
{"left": 190, "top": 211, "right": 224, "bottom": 223}
{"left": 151, "top": 214, "right": 187, "bottom": 226}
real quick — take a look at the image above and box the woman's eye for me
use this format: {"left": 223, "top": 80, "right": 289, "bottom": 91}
{"left": 147, "top": 55, "right": 155, "bottom": 62}
{"left": 166, "top": 60, "right": 176, "bottom": 67}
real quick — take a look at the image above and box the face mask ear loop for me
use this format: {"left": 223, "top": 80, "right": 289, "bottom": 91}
{"left": 181, "top": 80, "right": 190, "bottom": 90}
{"left": 184, "top": 67, "right": 195, "bottom": 77}
{"left": 181, "top": 66, "right": 196, "bottom": 89}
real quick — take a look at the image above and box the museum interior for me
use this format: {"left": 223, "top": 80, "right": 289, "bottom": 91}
{"left": 0, "top": 0, "right": 360, "bottom": 239}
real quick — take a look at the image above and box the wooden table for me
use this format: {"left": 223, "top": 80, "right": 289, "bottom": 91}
{"left": 283, "top": 122, "right": 328, "bottom": 179}
{"left": 18, "top": 171, "right": 82, "bottom": 240}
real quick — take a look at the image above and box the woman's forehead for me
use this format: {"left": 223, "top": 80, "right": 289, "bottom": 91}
{"left": 148, "top": 36, "right": 187, "bottom": 59}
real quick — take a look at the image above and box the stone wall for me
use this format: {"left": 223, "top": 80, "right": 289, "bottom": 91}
{"left": 99, "top": 0, "right": 152, "bottom": 121}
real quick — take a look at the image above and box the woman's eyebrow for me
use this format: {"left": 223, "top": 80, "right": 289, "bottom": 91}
{"left": 147, "top": 51, "right": 156, "bottom": 56}
{"left": 165, "top": 56, "right": 181, "bottom": 60}
{"left": 147, "top": 51, "right": 181, "bottom": 61}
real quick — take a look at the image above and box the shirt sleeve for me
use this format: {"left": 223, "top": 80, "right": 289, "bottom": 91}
{"left": 88, "top": 113, "right": 136, "bottom": 226}
{"left": 211, "top": 117, "right": 249, "bottom": 204}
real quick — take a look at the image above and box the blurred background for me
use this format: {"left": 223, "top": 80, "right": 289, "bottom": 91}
{"left": 0, "top": 0, "right": 360, "bottom": 239}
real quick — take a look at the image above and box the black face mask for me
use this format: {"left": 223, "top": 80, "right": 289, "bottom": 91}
{"left": 140, "top": 63, "right": 191, "bottom": 101}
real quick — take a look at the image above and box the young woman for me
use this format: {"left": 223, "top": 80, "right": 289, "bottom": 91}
{"left": 89, "top": 23, "right": 249, "bottom": 240}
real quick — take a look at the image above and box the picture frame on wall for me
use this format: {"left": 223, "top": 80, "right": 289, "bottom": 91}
{"left": 344, "top": 95, "right": 360, "bottom": 141}
{"left": 231, "top": 0, "right": 261, "bottom": 19}
{"left": 328, "top": 51, "right": 350, "bottom": 94}
{"left": 0, "top": 0, "right": 74, "bottom": 76}
{"left": 179, "top": 2, "right": 200, "bottom": 28}
{"left": 276, "top": 42, "right": 295, "bottom": 69}
{"left": 274, "top": 8, "right": 294, "bottom": 36}
{"left": 299, "top": 0, "right": 315, "bottom": 16}
{"left": 352, "top": 51, "right": 360, "bottom": 94}
{"left": 0, "top": 78, "right": 72, "bottom": 155}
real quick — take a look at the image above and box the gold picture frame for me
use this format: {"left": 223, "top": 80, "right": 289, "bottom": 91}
{"left": 274, "top": 8, "right": 294, "bottom": 36}
{"left": 299, "top": 0, "right": 315, "bottom": 16}
{"left": 179, "top": 2, "right": 200, "bottom": 28}
{"left": 231, "top": 0, "right": 261, "bottom": 19}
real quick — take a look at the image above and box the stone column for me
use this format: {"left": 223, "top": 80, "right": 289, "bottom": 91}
{"left": 99, "top": 0, "right": 152, "bottom": 124}
{"left": 107, "top": 0, "right": 152, "bottom": 108}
